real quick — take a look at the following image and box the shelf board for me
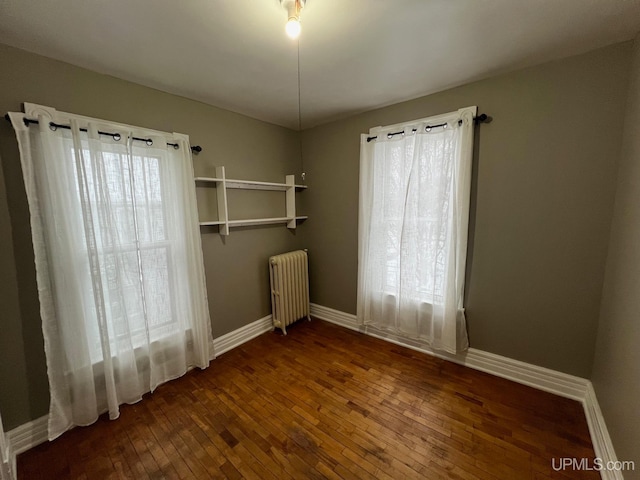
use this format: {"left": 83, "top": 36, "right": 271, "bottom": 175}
{"left": 199, "top": 216, "right": 308, "bottom": 228}
{"left": 195, "top": 177, "right": 307, "bottom": 191}
{"left": 194, "top": 176, "right": 223, "bottom": 183}
{"left": 226, "top": 179, "right": 307, "bottom": 191}
{"left": 229, "top": 216, "right": 308, "bottom": 228}
{"left": 229, "top": 217, "right": 289, "bottom": 227}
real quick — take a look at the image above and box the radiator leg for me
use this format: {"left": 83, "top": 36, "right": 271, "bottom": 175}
{"left": 307, "top": 315, "right": 311, "bottom": 322}
{"left": 282, "top": 325, "right": 287, "bottom": 335}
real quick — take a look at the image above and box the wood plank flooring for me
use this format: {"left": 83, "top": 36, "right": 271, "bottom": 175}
{"left": 18, "top": 319, "right": 598, "bottom": 479}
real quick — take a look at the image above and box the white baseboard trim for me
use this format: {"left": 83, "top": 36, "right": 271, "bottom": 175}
{"left": 310, "top": 302, "right": 620, "bottom": 478}
{"left": 310, "top": 303, "right": 361, "bottom": 332}
{"left": 7, "top": 415, "right": 47, "bottom": 457}
{"left": 583, "top": 384, "right": 623, "bottom": 480}
{"left": 7, "top": 314, "right": 275, "bottom": 456}
{"left": 460, "top": 349, "right": 589, "bottom": 401}
{"left": 213, "top": 314, "right": 273, "bottom": 357}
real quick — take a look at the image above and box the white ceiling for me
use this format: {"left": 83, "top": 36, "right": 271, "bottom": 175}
{"left": 1, "top": 1, "right": 640, "bottom": 130}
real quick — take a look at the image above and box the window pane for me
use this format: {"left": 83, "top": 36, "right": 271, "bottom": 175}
{"left": 69, "top": 141, "right": 179, "bottom": 360}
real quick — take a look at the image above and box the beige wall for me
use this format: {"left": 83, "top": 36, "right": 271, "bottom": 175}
{"left": 592, "top": 35, "right": 640, "bottom": 476}
{"left": 300, "top": 42, "right": 632, "bottom": 378}
{"left": 0, "top": 43, "right": 304, "bottom": 429}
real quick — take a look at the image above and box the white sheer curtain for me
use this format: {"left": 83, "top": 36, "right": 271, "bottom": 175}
{"left": 1, "top": 398, "right": 15, "bottom": 480}
{"left": 357, "top": 106, "right": 476, "bottom": 354}
{"left": 10, "top": 104, "right": 213, "bottom": 440}
{"left": 0, "top": 154, "right": 15, "bottom": 480}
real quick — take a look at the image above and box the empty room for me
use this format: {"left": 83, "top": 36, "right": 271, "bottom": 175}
{"left": 0, "top": 1, "right": 639, "bottom": 478}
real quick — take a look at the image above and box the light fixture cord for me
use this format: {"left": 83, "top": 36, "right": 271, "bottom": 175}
{"left": 297, "top": 35, "right": 305, "bottom": 182}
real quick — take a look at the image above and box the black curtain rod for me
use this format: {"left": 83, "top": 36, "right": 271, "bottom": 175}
{"left": 4, "top": 114, "right": 203, "bottom": 153}
{"left": 366, "top": 113, "right": 489, "bottom": 143}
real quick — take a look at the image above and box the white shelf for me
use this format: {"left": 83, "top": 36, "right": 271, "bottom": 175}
{"left": 227, "top": 179, "right": 307, "bottom": 191}
{"left": 195, "top": 176, "right": 307, "bottom": 191}
{"left": 194, "top": 176, "right": 224, "bottom": 182}
{"left": 199, "top": 217, "right": 308, "bottom": 228}
{"left": 194, "top": 167, "right": 307, "bottom": 235}
{"left": 228, "top": 216, "right": 308, "bottom": 228}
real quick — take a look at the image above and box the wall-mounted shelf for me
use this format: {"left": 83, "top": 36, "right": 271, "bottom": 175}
{"left": 195, "top": 166, "right": 307, "bottom": 235}
{"left": 199, "top": 220, "right": 225, "bottom": 226}
{"left": 228, "top": 216, "right": 308, "bottom": 228}
{"left": 195, "top": 176, "right": 307, "bottom": 191}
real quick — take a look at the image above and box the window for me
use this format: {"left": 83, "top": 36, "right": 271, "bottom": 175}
{"left": 72, "top": 148, "right": 178, "bottom": 361}
{"left": 357, "top": 107, "right": 475, "bottom": 353}
{"left": 10, "top": 104, "right": 213, "bottom": 439}
{"left": 370, "top": 137, "right": 452, "bottom": 304}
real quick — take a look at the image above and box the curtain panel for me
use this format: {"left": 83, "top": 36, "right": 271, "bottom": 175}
{"left": 357, "top": 106, "right": 476, "bottom": 354}
{"left": 0, "top": 410, "right": 14, "bottom": 480}
{"left": 10, "top": 103, "right": 213, "bottom": 440}
{"left": 0, "top": 154, "right": 15, "bottom": 480}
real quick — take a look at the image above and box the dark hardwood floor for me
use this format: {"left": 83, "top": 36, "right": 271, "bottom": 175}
{"left": 18, "top": 319, "right": 598, "bottom": 479}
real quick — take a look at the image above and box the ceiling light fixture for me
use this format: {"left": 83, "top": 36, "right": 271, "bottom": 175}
{"left": 281, "top": 0, "right": 305, "bottom": 39}
{"left": 279, "top": 0, "right": 306, "bottom": 181}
